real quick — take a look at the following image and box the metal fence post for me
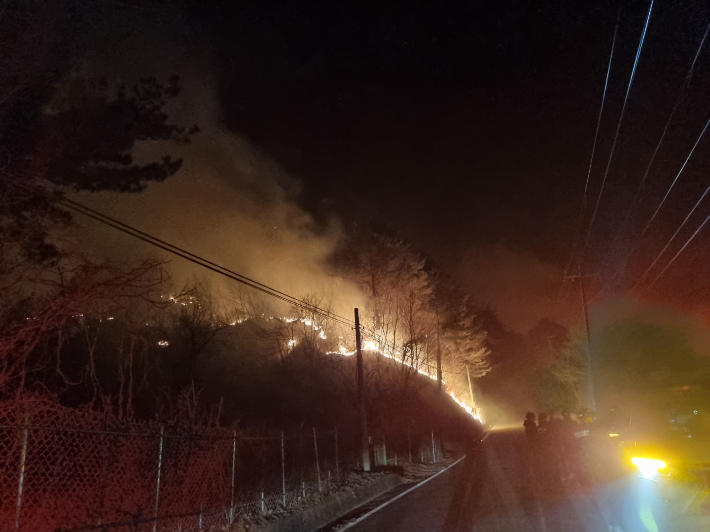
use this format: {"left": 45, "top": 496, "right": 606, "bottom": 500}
{"left": 153, "top": 425, "right": 165, "bottom": 532}
{"left": 281, "top": 431, "right": 286, "bottom": 508}
{"left": 230, "top": 430, "right": 236, "bottom": 523}
{"left": 313, "top": 428, "right": 321, "bottom": 493}
{"left": 382, "top": 433, "right": 387, "bottom": 466}
{"left": 407, "top": 424, "right": 412, "bottom": 463}
{"left": 15, "top": 413, "right": 29, "bottom": 532}
{"left": 334, "top": 427, "right": 339, "bottom": 479}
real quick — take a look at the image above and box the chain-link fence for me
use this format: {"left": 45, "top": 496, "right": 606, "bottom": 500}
{"left": 0, "top": 401, "right": 449, "bottom": 532}
{"left": 0, "top": 408, "right": 355, "bottom": 532}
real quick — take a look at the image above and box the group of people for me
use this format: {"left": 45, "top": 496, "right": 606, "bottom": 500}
{"left": 523, "top": 411, "right": 587, "bottom": 486}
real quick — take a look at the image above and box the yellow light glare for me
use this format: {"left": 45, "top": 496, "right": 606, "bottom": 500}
{"left": 631, "top": 457, "right": 666, "bottom": 479}
{"left": 608, "top": 433, "right": 619, "bottom": 437}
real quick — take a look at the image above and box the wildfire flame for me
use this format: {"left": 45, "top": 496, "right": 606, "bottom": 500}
{"left": 160, "top": 296, "right": 484, "bottom": 422}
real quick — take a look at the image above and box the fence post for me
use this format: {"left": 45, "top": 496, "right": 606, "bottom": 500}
{"left": 230, "top": 430, "right": 236, "bottom": 523}
{"left": 431, "top": 430, "right": 436, "bottom": 463}
{"left": 407, "top": 424, "right": 412, "bottom": 463}
{"left": 15, "top": 412, "right": 29, "bottom": 532}
{"left": 260, "top": 491, "right": 265, "bottom": 514}
{"left": 198, "top": 502, "right": 203, "bottom": 530}
{"left": 313, "top": 428, "right": 321, "bottom": 492}
{"left": 153, "top": 425, "right": 165, "bottom": 532}
{"left": 382, "top": 433, "right": 387, "bottom": 466}
{"left": 281, "top": 431, "right": 286, "bottom": 508}
{"left": 334, "top": 427, "right": 339, "bottom": 479}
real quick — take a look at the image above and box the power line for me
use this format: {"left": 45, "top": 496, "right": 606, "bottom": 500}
{"left": 635, "top": 117, "right": 710, "bottom": 242}
{"left": 44, "top": 190, "right": 464, "bottom": 378}
{"left": 612, "top": 24, "right": 709, "bottom": 282}
{"left": 646, "top": 210, "right": 710, "bottom": 289}
{"left": 580, "top": 0, "right": 655, "bottom": 262}
{"left": 65, "top": 197, "right": 468, "bottom": 378}
{"left": 563, "top": 11, "right": 620, "bottom": 278}
{"left": 60, "top": 198, "right": 355, "bottom": 328}
{"left": 619, "top": 24, "right": 709, "bottom": 235}
{"left": 630, "top": 184, "right": 710, "bottom": 292}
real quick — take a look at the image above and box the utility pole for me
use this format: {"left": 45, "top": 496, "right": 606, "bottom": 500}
{"left": 435, "top": 311, "right": 443, "bottom": 391}
{"left": 354, "top": 308, "right": 370, "bottom": 472}
{"left": 564, "top": 268, "right": 597, "bottom": 412}
{"left": 466, "top": 365, "right": 475, "bottom": 407}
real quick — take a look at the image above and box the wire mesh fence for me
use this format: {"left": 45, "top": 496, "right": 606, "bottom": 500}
{"left": 0, "top": 408, "right": 358, "bottom": 532}
{"left": 0, "top": 402, "right": 446, "bottom": 532}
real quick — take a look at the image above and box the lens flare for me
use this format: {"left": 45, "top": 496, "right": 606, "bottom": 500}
{"left": 631, "top": 457, "right": 666, "bottom": 479}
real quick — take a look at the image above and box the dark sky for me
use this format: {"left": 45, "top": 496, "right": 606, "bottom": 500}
{"left": 201, "top": 3, "right": 708, "bottom": 269}
{"left": 88, "top": 0, "right": 710, "bottom": 330}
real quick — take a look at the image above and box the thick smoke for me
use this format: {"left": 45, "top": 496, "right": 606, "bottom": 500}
{"left": 69, "top": 20, "right": 364, "bottom": 318}
{"left": 455, "top": 244, "right": 581, "bottom": 332}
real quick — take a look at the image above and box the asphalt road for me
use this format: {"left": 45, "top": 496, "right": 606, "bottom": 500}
{"left": 342, "top": 427, "right": 636, "bottom": 532}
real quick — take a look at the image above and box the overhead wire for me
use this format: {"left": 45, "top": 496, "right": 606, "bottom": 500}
{"left": 579, "top": 0, "right": 655, "bottom": 262}
{"left": 618, "top": 24, "right": 709, "bottom": 237}
{"left": 646, "top": 210, "right": 710, "bottom": 289}
{"left": 556, "top": 12, "right": 619, "bottom": 311}
{"left": 63, "top": 197, "right": 473, "bottom": 384}
{"left": 59, "top": 198, "right": 355, "bottom": 328}
{"left": 634, "top": 117, "right": 710, "bottom": 242}
{"left": 630, "top": 184, "right": 710, "bottom": 292}
{"left": 612, "top": 24, "right": 710, "bottom": 282}
{"left": 27, "top": 185, "right": 465, "bottom": 381}
{"left": 562, "top": 10, "right": 620, "bottom": 279}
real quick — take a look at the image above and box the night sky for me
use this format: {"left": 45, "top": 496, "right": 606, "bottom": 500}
{"left": 84, "top": 0, "right": 710, "bottom": 330}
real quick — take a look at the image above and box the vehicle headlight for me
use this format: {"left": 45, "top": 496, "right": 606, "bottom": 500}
{"left": 631, "top": 457, "right": 666, "bottom": 479}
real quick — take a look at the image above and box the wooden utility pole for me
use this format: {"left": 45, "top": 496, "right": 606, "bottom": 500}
{"left": 466, "top": 365, "right": 475, "bottom": 407}
{"left": 354, "top": 308, "right": 370, "bottom": 471}
{"left": 435, "top": 312, "right": 443, "bottom": 391}
{"left": 563, "top": 269, "right": 598, "bottom": 412}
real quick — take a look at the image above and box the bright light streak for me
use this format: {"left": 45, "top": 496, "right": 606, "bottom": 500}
{"left": 631, "top": 457, "right": 666, "bottom": 479}
{"left": 157, "top": 340, "right": 169, "bottom": 347}
{"left": 363, "top": 340, "right": 378, "bottom": 351}
{"left": 609, "top": 432, "right": 619, "bottom": 437}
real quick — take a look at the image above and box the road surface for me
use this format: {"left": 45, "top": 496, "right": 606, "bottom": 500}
{"left": 340, "top": 427, "right": 639, "bottom": 532}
